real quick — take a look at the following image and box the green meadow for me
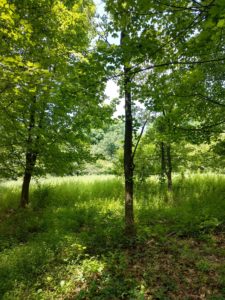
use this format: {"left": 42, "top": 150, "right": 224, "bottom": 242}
{"left": 0, "top": 174, "right": 225, "bottom": 299}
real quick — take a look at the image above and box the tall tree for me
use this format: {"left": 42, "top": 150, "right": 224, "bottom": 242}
{"left": 0, "top": 0, "right": 108, "bottom": 207}
{"left": 95, "top": 0, "right": 224, "bottom": 235}
{"left": 103, "top": 0, "right": 200, "bottom": 235}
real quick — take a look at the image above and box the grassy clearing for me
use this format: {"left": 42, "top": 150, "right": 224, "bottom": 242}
{"left": 0, "top": 174, "right": 225, "bottom": 299}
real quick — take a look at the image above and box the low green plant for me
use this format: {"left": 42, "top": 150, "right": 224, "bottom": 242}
{"left": 0, "top": 173, "right": 225, "bottom": 299}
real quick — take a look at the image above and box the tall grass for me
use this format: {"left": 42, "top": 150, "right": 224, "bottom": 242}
{"left": 0, "top": 173, "right": 225, "bottom": 299}
{"left": 0, "top": 175, "right": 123, "bottom": 211}
{"left": 135, "top": 173, "right": 225, "bottom": 239}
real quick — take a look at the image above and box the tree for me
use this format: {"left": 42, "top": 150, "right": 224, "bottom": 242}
{"left": 102, "top": 0, "right": 199, "bottom": 235}
{"left": 82, "top": 122, "right": 124, "bottom": 175}
{"left": 0, "top": 0, "right": 109, "bottom": 207}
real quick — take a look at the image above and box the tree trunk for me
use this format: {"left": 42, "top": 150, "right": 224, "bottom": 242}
{"left": 20, "top": 171, "right": 32, "bottom": 208}
{"left": 121, "top": 30, "right": 135, "bottom": 237}
{"left": 20, "top": 152, "right": 37, "bottom": 208}
{"left": 124, "top": 70, "right": 134, "bottom": 235}
{"left": 20, "top": 97, "right": 38, "bottom": 208}
{"left": 160, "top": 141, "right": 166, "bottom": 184}
{"left": 166, "top": 144, "right": 172, "bottom": 191}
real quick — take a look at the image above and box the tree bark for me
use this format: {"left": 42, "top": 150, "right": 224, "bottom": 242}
{"left": 20, "top": 97, "right": 38, "bottom": 208}
{"left": 20, "top": 170, "right": 32, "bottom": 208}
{"left": 121, "top": 30, "right": 135, "bottom": 237}
{"left": 166, "top": 144, "right": 172, "bottom": 191}
{"left": 20, "top": 151, "right": 37, "bottom": 208}
{"left": 124, "top": 66, "right": 134, "bottom": 236}
{"left": 160, "top": 141, "right": 166, "bottom": 184}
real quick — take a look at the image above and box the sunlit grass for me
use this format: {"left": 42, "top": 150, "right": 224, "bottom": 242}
{"left": 0, "top": 173, "right": 225, "bottom": 299}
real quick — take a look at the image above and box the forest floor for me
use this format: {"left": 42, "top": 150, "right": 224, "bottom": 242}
{"left": 0, "top": 174, "right": 225, "bottom": 299}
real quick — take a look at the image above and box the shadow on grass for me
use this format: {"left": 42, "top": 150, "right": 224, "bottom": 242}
{"left": 0, "top": 201, "right": 138, "bottom": 299}
{"left": 1, "top": 174, "right": 225, "bottom": 298}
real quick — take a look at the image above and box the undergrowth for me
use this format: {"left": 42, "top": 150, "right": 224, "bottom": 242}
{"left": 0, "top": 174, "right": 225, "bottom": 299}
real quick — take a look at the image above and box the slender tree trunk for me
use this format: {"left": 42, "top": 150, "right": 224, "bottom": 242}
{"left": 20, "top": 171, "right": 32, "bottom": 208}
{"left": 124, "top": 66, "right": 134, "bottom": 235}
{"left": 166, "top": 144, "right": 172, "bottom": 191}
{"left": 121, "top": 30, "right": 135, "bottom": 236}
{"left": 160, "top": 141, "right": 166, "bottom": 184}
{"left": 20, "top": 152, "right": 37, "bottom": 208}
{"left": 20, "top": 97, "right": 37, "bottom": 208}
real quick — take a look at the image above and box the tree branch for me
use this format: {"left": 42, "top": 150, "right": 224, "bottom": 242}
{"left": 132, "top": 118, "right": 148, "bottom": 160}
{"left": 168, "top": 92, "right": 225, "bottom": 107}
{"left": 175, "top": 120, "right": 225, "bottom": 132}
{"left": 110, "top": 57, "right": 225, "bottom": 79}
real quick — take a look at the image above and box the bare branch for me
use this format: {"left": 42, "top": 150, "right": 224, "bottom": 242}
{"left": 132, "top": 118, "right": 148, "bottom": 160}
{"left": 109, "top": 57, "right": 225, "bottom": 79}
